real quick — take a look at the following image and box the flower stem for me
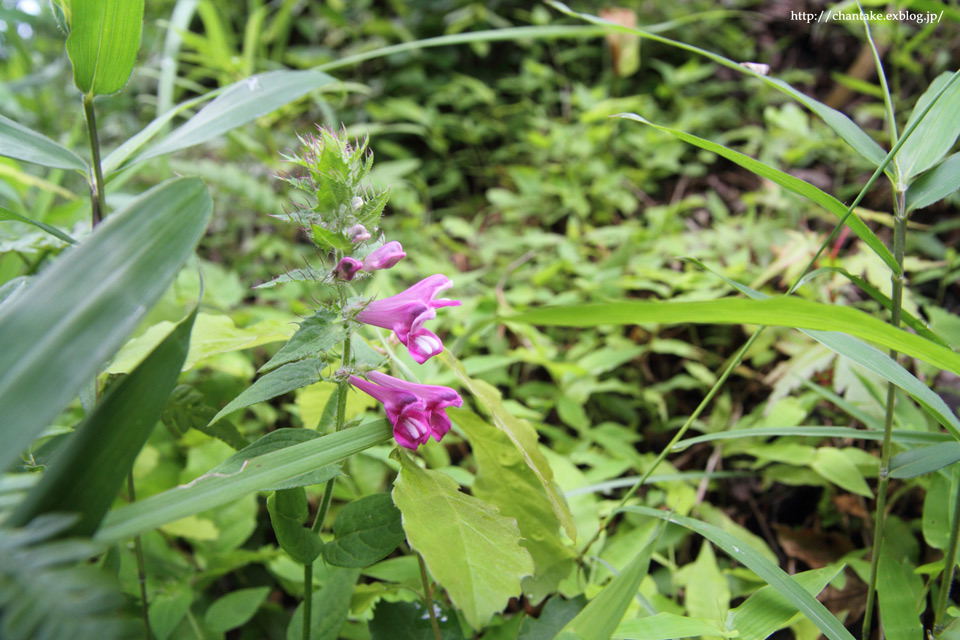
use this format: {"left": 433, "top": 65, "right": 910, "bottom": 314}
{"left": 82, "top": 94, "right": 106, "bottom": 226}
{"left": 862, "top": 188, "right": 906, "bottom": 640}
{"left": 935, "top": 470, "right": 960, "bottom": 634}
{"left": 418, "top": 553, "right": 442, "bottom": 640}
{"left": 302, "top": 330, "right": 353, "bottom": 638}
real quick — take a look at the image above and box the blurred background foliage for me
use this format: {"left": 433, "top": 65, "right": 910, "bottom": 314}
{"left": 2, "top": 0, "right": 959, "bottom": 637}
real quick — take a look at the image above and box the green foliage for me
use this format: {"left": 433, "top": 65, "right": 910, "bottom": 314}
{"left": 322, "top": 493, "right": 405, "bottom": 568}
{"left": 63, "top": 0, "right": 144, "bottom": 96}
{"left": 267, "top": 487, "right": 322, "bottom": 565}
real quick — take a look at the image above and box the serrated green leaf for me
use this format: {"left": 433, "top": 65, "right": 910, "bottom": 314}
{"left": 208, "top": 428, "right": 340, "bottom": 491}
{"left": 0, "top": 178, "right": 211, "bottom": 472}
{"left": 253, "top": 267, "right": 326, "bottom": 289}
{"left": 890, "top": 443, "right": 960, "bottom": 478}
{"left": 392, "top": 452, "right": 534, "bottom": 630}
{"left": 95, "top": 419, "right": 391, "bottom": 543}
{"left": 286, "top": 566, "right": 360, "bottom": 640}
{"left": 65, "top": 0, "right": 144, "bottom": 96}
{"left": 906, "top": 152, "right": 960, "bottom": 211}
{"left": 8, "top": 309, "right": 197, "bottom": 536}
{"left": 0, "top": 114, "right": 87, "bottom": 170}
{"left": 211, "top": 358, "right": 324, "bottom": 425}
{"left": 729, "top": 564, "right": 844, "bottom": 640}
{"left": 267, "top": 487, "right": 322, "bottom": 565}
{"left": 161, "top": 385, "right": 248, "bottom": 450}
{"left": 203, "top": 586, "right": 271, "bottom": 634}
{"left": 136, "top": 70, "right": 336, "bottom": 163}
{"left": 897, "top": 70, "right": 960, "bottom": 181}
{"left": 323, "top": 493, "right": 405, "bottom": 568}
{"left": 261, "top": 310, "right": 344, "bottom": 373}
{"left": 312, "top": 225, "right": 353, "bottom": 253}
{"left": 622, "top": 506, "right": 855, "bottom": 640}
{"left": 444, "top": 353, "right": 577, "bottom": 541}
{"left": 454, "top": 408, "right": 575, "bottom": 602}
{"left": 617, "top": 113, "right": 897, "bottom": 274}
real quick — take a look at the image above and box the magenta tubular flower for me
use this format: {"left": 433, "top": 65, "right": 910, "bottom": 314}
{"left": 349, "top": 375, "right": 431, "bottom": 449}
{"left": 347, "top": 224, "right": 371, "bottom": 243}
{"left": 367, "top": 371, "right": 463, "bottom": 441}
{"left": 335, "top": 257, "right": 362, "bottom": 281}
{"left": 356, "top": 274, "right": 460, "bottom": 364}
{"left": 362, "top": 241, "right": 406, "bottom": 271}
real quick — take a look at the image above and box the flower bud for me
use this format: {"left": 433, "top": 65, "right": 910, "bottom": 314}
{"left": 347, "top": 224, "right": 371, "bottom": 243}
{"left": 351, "top": 196, "right": 364, "bottom": 211}
{"left": 335, "top": 257, "right": 362, "bottom": 281}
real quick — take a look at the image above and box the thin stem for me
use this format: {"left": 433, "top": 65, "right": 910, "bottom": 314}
{"left": 82, "top": 95, "right": 106, "bottom": 226}
{"left": 418, "top": 553, "right": 442, "bottom": 640}
{"left": 936, "top": 469, "right": 960, "bottom": 632}
{"left": 862, "top": 188, "right": 907, "bottom": 640}
{"left": 302, "top": 328, "right": 352, "bottom": 636}
{"left": 128, "top": 473, "right": 152, "bottom": 640}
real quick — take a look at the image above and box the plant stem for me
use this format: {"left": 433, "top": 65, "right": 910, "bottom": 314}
{"left": 936, "top": 469, "right": 960, "bottom": 633}
{"left": 862, "top": 188, "right": 906, "bottom": 640}
{"left": 418, "top": 553, "right": 442, "bottom": 640}
{"left": 127, "top": 473, "right": 152, "bottom": 640}
{"left": 82, "top": 94, "right": 106, "bottom": 227}
{"left": 302, "top": 330, "right": 353, "bottom": 638}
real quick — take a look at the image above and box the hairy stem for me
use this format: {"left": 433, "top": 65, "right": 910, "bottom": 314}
{"left": 303, "top": 329, "right": 352, "bottom": 637}
{"left": 418, "top": 553, "right": 442, "bottom": 640}
{"left": 936, "top": 470, "right": 960, "bottom": 633}
{"left": 127, "top": 473, "right": 152, "bottom": 640}
{"left": 862, "top": 188, "right": 906, "bottom": 640}
{"left": 82, "top": 95, "right": 106, "bottom": 226}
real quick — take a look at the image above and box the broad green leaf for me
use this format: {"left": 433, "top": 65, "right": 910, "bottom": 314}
{"left": 7, "top": 309, "right": 196, "bottom": 536}
{"left": 95, "top": 419, "right": 391, "bottom": 543}
{"left": 454, "top": 409, "right": 575, "bottom": 602}
{"left": 890, "top": 443, "right": 960, "bottom": 478}
{"left": 622, "top": 506, "right": 855, "bottom": 640}
{"left": 923, "top": 470, "right": 953, "bottom": 550}
{"left": 678, "top": 541, "right": 729, "bottom": 622}
{"left": 0, "top": 205, "right": 76, "bottom": 245}
{"left": 548, "top": 2, "right": 888, "bottom": 168}
{"left": 0, "top": 114, "right": 87, "bottom": 170}
{"left": 369, "top": 601, "right": 465, "bottom": 640}
{"left": 443, "top": 352, "right": 577, "bottom": 541}
{"left": 614, "top": 613, "right": 732, "bottom": 639}
{"left": 106, "top": 312, "right": 292, "bottom": 374}
{"left": 877, "top": 545, "right": 924, "bottom": 640}
{"left": 506, "top": 298, "right": 960, "bottom": 438}
{"left": 906, "top": 152, "right": 960, "bottom": 211}
{"left": 323, "top": 493, "right": 405, "bottom": 568}
{"left": 286, "top": 566, "right": 360, "bottom": 640}
{"left": 149, "top": 587, "right": 193, "bottom": 640}
{"left": 897, "top": 70, "right": 960, "bottom": 181}
{"left": 267, "top": 487, "right": 322, "bottom": 565}
{"left": 810, "top": 447, "right": 872, "bottom": 497}
{"left": 392, "top": 452, "right": 534, "bottom": 630}
{"left": 207, "top": 428, "right": 339, "bottom": 491}
{"left": 260, "top": 310, "right": 344, "bottom": 373}
{"left": 210, "top": 357, "right": 324, "bottom": 424}
{"left": 136, "top": 70, "right": 337, "bottom": 162}
{"left": 728, "top": 564, "right": 844, "bottom": 640}
{"left": 556, "top": 525, "right": 662, "bottom": 640}
{"left": 617, "top": 114, "right": 897, "bottom": 273}
{"left": 674, "top": 426, "right": 949, "bottom": 451}
{"left": 65, "top": 0, "right": 144, "bottom": 96}
{"left": 0, "top": 178, "right": 211, "bottom": 472}
{"left": 203, "top": 586, "right": 270, "bottom": 634}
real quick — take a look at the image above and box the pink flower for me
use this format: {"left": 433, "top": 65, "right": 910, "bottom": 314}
{"left": 347, "top": 224, "right": 371, "bottom": 243}
{"left": 335, "top": 257, "right": 362, "bottom": 281}
{"left": 362, "top": 241, "right": 405, "bottom": 271}
{"left": 355, "top": 274, "right": 460, "bottom": 364}
{"left": 350, "top": 372, "right": 463, "bottom": 449}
